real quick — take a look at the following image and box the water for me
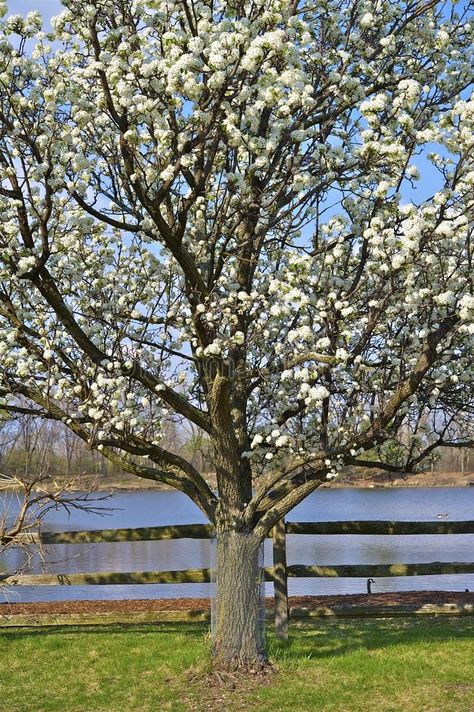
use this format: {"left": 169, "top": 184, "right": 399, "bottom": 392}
{"left": 1, "top": 487, "right": 473, "bottom": 602}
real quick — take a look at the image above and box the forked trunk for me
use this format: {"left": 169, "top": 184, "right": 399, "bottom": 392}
{"left": 212, "top": 530, "right": 266, "bottom": 669}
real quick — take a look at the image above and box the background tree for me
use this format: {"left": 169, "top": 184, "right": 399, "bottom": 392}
{"left": 0, "top": 470, "right": 110, "bottom": 591}
{"left": 0, "top": 0, "right": 473, "bottom": 667}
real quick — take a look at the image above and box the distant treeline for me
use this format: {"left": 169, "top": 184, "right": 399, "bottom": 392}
{"left": 0, "top": 414, "right": 212, "bottom": 481}
{"left": 0, "top": 412, "right": 471, "bottom": 482}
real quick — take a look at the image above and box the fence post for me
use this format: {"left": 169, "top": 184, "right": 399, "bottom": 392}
{"left": 272, "top": 517, "right": 288, "bottom": 640}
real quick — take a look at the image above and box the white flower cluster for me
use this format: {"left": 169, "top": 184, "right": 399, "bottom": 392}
{"left": 0, "top": 0, "right": 472, "bottom": 479}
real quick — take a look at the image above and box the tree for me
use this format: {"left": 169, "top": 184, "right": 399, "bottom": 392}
{"left": 0, "top": 471, "right": 109, "bottom": 590}
{"left": 0, "top": 0, "right": 473, "bottom": 668}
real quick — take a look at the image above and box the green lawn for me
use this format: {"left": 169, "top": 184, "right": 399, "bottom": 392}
{"left": 1, "top": 617, "right": 473, "bottom": 712}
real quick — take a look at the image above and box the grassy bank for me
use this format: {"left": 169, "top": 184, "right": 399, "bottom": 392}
{"left": 1, "top": 618, "right": 473, "bottom": 712}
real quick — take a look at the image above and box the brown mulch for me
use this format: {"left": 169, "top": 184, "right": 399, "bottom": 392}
{"left": 1, "top": 590, "right": 473, "bottom": 617}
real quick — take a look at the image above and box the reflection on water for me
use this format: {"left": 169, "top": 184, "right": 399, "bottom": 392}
{"left": 1, "top": 487, "right": 473, "bottom": 601}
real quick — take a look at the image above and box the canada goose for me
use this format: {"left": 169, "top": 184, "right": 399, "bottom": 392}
{"left": 436, "top": 513, "right": 449, "bottom": 519}
{"left": 367, "top": 578, "right": 375, "bottom": 595}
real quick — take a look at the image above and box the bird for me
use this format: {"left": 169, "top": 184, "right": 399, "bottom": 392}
{"left": 367, "top": 578, "right": 375, "bottom": 595}
{"left": 436, "top": 513, "right": 449, "bottom": 519}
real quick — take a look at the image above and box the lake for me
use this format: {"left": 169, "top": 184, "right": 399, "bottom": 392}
{"left": 1, "top": 487, "right": 473, "bottom": 602}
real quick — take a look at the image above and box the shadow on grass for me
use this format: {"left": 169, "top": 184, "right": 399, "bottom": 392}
{"left": 2, "top": 617, "right": 474, "bottom": 664}
{"left": 269, "top": 617, "right": 474, "bottom": 662}
{"left": 0, "top": 621, "right": 208, "bottom": 640}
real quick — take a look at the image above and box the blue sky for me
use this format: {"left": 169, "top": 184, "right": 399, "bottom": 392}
{"left": 7, "top": 0, "right": 61, "bottom": 25}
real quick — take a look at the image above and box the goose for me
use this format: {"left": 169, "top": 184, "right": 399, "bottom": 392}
{"left": 367, "top": 578, "right": 375, "bottom": 595}
{"left": 436, "top": 513, "right": 449, "bottom": 519}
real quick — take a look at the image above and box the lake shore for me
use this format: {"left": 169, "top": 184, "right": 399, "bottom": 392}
{"left": 329, "top": 469, "right": 474, "bottom": 489}
{"left": 2, "top": 591, "right": 473, "bottom": 621}
{"left": 82, "top": 468, "right": 474, "bottom": 491}
{"left": 2, "top": 468, "right": 473, "bottom": 493}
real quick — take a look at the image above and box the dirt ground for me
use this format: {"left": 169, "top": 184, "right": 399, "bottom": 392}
{"left": 1, "top": 590, "right": 473, "bottom": 617}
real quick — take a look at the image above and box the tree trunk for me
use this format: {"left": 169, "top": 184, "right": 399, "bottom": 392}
{"left": 212, "top": 530, "right": 266, "bottom": 669}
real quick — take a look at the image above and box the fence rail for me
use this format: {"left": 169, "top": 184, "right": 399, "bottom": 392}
{"left": 3, "top": 519, "right": 474, "bottom": 637}
{"left": 37, "top": 519, "right": 474, "bottom": 545}
{"left": 285, "top": 520, "right": 474, "bottom": 536}
{"left": 5, "top": 562, "right": 474, "bottom": 588}
{"left": 40, "top": 523, "right": 214, "bottom": 545}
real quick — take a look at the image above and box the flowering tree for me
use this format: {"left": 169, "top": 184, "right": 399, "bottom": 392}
{"left": 0, "top": 0, "right": 473, "bottom": 667}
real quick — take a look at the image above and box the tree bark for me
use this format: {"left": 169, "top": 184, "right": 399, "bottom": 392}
{"left": 212, "top": 530, "right": 266, "bottom": 669}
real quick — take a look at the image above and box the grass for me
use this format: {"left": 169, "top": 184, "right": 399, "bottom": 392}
{"left": 1, "top": 617, "right": 474, "bottom": 712}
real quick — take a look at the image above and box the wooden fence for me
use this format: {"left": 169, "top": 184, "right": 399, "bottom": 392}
{"left": 3, "top": 519, "right": 474, "bottom": 636}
